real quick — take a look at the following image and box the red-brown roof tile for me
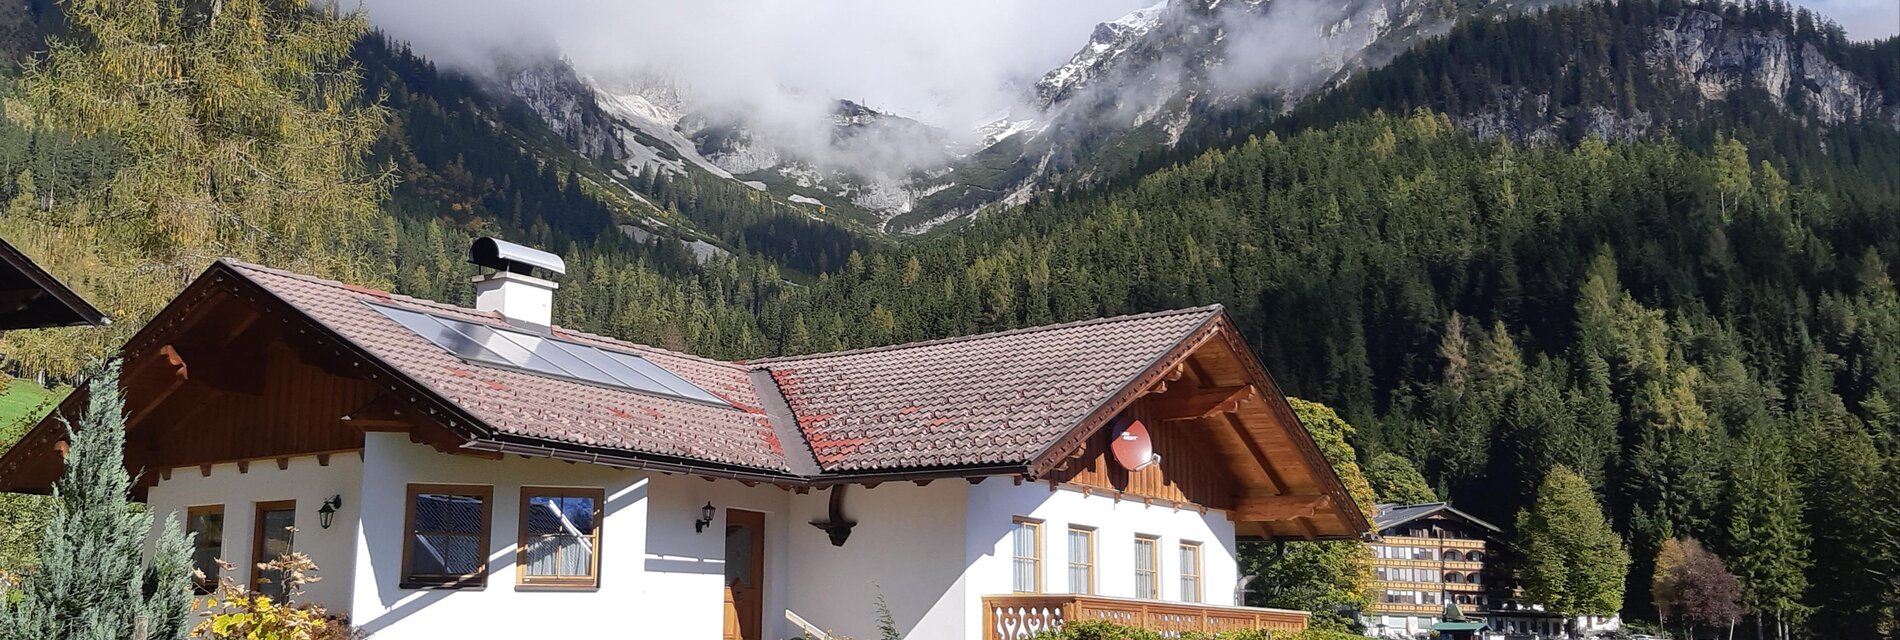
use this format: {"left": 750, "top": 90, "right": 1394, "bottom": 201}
{"left": 750, "top": 307, "right": 1220, "bottom": 472}
{"left": 224, "top": 259, "right": 1221, "bottom": 479}
{"left": 227, "top": 261, "right": 791, "bottom": 472}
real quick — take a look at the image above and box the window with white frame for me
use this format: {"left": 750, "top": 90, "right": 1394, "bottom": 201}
{"left": 1134, "top": 535, "right": 1160, "bottom": 599}
{"left": 1178, "top": 542, "right": 1202, "bottom": 603}
{"left": 1012, "top": 518, "right": 1042, "bottom": 592}
{"left": 1067, "top": 527, "right": 1095, "bottom": 595}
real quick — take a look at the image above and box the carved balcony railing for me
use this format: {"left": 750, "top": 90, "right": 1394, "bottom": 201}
{"left": 982, "top": 594, "right": 1309, "bottom": 640}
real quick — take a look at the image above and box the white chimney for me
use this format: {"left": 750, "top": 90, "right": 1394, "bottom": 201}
{"left": 472, "top": 271, "right": 557, "bottom": 328}
{"left": 468, "top": 237, "right": 565, "bottom": 328}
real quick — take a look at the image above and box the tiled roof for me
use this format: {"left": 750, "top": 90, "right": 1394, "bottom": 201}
{"left": 225, "top": 260, "right": 1221, "bottom": 478}
{"left": 753, "top": 308, "right": 1219, "bottom": 472}
{"left": 228, "top": 261, "right": 791, "bottom": 472}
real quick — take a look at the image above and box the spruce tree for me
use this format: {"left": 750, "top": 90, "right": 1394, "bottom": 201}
{"left": 0, "top": 363, "right": 193, "bottom": 640}
{"left": 1516, "top": 465, "right": 1629, "bottom": 639}
{"left": 1724, "top": 421, "right": 1809, "bottom": 639}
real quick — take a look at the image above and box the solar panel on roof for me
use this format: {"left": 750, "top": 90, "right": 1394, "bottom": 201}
{"left": 368, "top": 303, "right": 730, "bottom": 407}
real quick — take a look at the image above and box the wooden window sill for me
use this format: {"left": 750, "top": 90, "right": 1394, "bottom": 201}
{"left": 515, "top": 583, "right": 600, "bottom": 592}
{"left": 399, "top": 580, "right": 486, "bottom": 591}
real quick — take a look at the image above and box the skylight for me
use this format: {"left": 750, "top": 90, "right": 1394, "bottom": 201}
{"left": 368, "top": 303, "right": 729, "bottom": 407}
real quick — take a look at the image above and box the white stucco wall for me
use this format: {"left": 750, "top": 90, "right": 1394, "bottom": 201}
{"left": 962, "top": 481, "right": 1242, "bottom": 634}
{"left": 785, "top": 482, "right": 972, "bottom": 640}
{"left": 146, "top": 434, "right": 1244, "bottom": 640}
{"left": 637, "top": 472, "right": 796, "bottom": 640}
{"left": 144, "top": 453, "right": 363, "bottom": 613}
{"left": 350, "top": 433, "right": 651, "bottom": 639}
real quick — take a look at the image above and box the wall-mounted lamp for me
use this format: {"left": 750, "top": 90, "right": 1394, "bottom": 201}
{"left": 317, "top": 495, "right": 343, "bottom": 529}
{"left": 695, "top": 501, "right": 716, "bottom": 534}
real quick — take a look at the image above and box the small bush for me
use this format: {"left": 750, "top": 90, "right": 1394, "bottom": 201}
{"left": 191, "top": 552, "right": 363, "bottom": 640}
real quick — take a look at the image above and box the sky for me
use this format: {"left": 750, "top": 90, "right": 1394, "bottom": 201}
{"left": 1798, "top": 0, "right": 1899, "bottom": 41}
{"left": 359, "top": 0, "right": 1152, "bottom": 131}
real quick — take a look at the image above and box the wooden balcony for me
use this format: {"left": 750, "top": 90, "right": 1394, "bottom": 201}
{"left": 982, "top": 594, "right": 1308, "bottom": 640}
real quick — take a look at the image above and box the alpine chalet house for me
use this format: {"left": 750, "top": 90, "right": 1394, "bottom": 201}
{"left": 0, "top": 239, "right": 1368, "bottom": 640}
{"left": 1361, "top": 503, "right": 1619, "bottom": 640}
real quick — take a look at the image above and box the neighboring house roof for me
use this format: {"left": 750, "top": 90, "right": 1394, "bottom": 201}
{"left": 0, "top": 259, "right": 1372, "bottom": 538}
{"left": 1371, "top": 502, "right": 1502, "bottom": 534}
{"left": 0, "top": 237, "right": 109, "bottom": 330}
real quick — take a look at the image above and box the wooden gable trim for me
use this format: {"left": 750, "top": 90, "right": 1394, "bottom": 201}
{"left": 1024, "top": 311, "right": 1225, "bottom": 479}
{"left": 1151, "top": 385, "right": 1256, "bottom": 421}
{"left": 1028, "top": 311, "right": 1371, "bottom": 541}
{"left": 1205, "top": 315, "right": 1372, "bottom": 538}
{"left": 0, "top": 263, "right": 482, "bottom": 494}
{"left": 0, "top": 237, "right": 110, "bottom": 329}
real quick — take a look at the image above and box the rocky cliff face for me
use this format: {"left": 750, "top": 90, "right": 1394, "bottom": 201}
{"left": 497, "top": 58, "right": 628, "bottom": 163}
{"left": 1648, "top": 10, "right": 1893, "bottom": 126}
{"left": 1455, "top": 9, "right": 1897, "bottom": 143}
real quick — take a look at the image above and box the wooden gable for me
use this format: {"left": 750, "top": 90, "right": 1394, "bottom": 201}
{"left": 0, "top": 266, "right": 470, "bottom": 496}
{"left": 1042, "top": 315, "right": 1369, "bottom": 541}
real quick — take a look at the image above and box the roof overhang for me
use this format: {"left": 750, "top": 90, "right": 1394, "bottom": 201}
{"left": 1025, "top": 311, "right": 1372, "bottom": 541}
{"left": 0, "top": 237, "right": 109, "bottom": 329}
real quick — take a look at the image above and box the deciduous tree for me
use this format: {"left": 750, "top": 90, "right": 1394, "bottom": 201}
{"left": 1516, "top": 465, "right": 1629, "bottom": 638}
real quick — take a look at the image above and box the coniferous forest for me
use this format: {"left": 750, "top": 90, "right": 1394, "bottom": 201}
{"left": 0, "top": 0, "right": 1898, "bottom": 637}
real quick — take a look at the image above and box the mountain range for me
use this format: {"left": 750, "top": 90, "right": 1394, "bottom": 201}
{"left": 417, "top": 0, "right": 1897, "bottom": 248}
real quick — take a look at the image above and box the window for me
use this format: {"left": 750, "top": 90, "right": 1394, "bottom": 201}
{"left": 251, "top": 501, "right": 296, "bottom": 601}
{"left": 185, "top": 505, "right": 224, "bottom": 594}
{"left": 1178, "top": 542, "right": 1202, "bottom": 603}
{"left": 1066, "top": 527, "right": 1095, "bottom": 595}
{"left": 1133, "top": 535, "right": 1160, "bottom": 599}
{"left": 1442, "top": 549, "right": 1462, "bottom": 561}
{"left": 401, "top": 484, "right": 492, "bottom": 588}
{"left": 518, "top": 487, "right": 604, "bottom": 587}
{"left": 1011, "top": 518, "right": 1042, "bottom": 592}
{"left": 1466, "top": 550, "right": 1483, "bottom": 562}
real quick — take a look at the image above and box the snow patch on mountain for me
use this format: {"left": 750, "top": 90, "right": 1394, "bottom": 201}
{"left": 1034, "top": 0, "right": 1170, "bottom": 108}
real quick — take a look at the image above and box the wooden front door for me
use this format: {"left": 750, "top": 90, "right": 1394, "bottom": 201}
{"left": 723, "top": 509, "right": 766, "bottom": 640}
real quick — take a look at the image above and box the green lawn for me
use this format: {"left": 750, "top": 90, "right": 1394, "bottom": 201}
{"left": 0, "top": 379, "right": 65, "bottom": 446}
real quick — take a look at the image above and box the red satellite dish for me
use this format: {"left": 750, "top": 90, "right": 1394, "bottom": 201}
{"left": 1111, "top": 419, "right": 1158, "bottom": 471}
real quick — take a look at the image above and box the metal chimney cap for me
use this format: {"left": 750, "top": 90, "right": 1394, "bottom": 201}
{"left": 470, "top": 237, "right": 566, "bottom": 276}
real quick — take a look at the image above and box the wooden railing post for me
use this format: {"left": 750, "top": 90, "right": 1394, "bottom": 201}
{"left": 982, "top": 597, "right": 995, "bottom": 640}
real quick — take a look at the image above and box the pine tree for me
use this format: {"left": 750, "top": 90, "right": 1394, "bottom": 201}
{"left": 1516, "top": 465, "right": 1630, "bottom": 638}
{"left": 1725, "top": 421, "right": 1809, "bottom": 639}
{"left": 0, "top": 363, "right": 193, "bottom": 640}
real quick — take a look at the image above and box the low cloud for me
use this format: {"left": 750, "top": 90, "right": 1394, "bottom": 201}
{"left": 359, "top": 0, "right": 1150, "bottom": 132}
